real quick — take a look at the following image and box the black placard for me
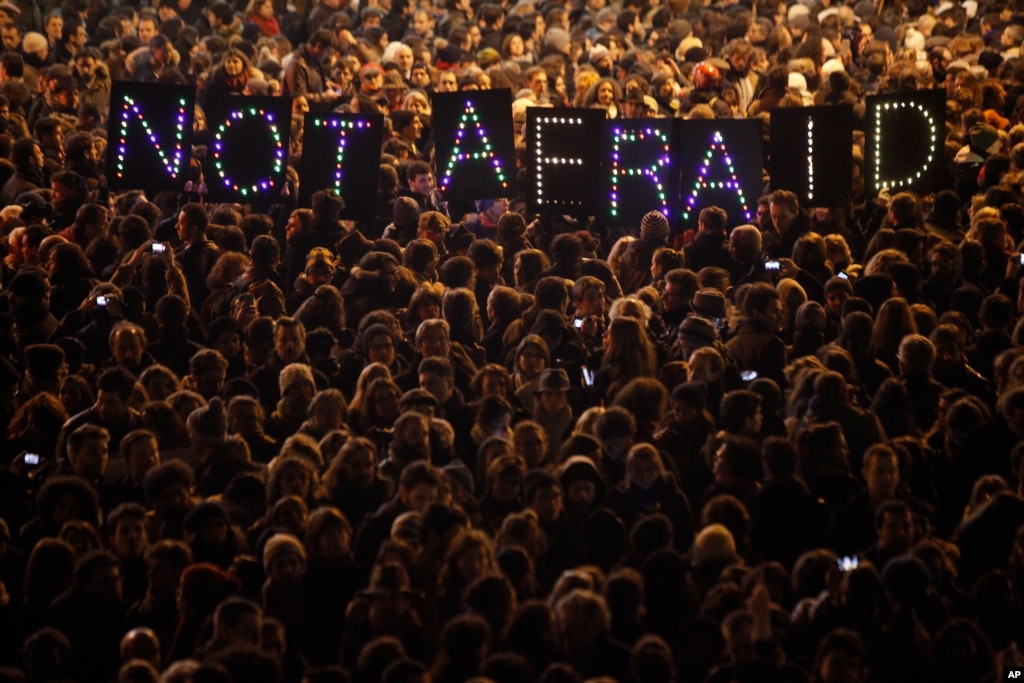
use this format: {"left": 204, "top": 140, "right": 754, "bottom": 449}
{"left": 525, "top": 108, "right": 605, "bottom": 214}
{"left": 769, "top": 105, "right": 853, "bottom": 207}
{"left": 677, "top": 118, "right": 764, "bottom": 231}
{"left": 105, "top": 81, "right": 195, "bottom": 193}
{"left": 601, "top": 118, "right": 680, "bottom": 229}
{"left": 865, "top": 90, "right": 946, "bottom": 196}
{"left": 431, "top": 89, "right": 516, "bottom": 202}
{"left": 203, "top": 94, "right": 292, "bottom": 203}
{"left": 298, "top": 112, "right": 384, "bottom": 219}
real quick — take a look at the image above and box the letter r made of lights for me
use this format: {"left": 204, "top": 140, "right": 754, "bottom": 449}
{"left": 609, "top": 125, "right": 671, "bottom": 218}
{"left": 440, "top": 101, "right": 509, "bottom": 192}
{"left": 682, "top": 131, "right": 752, "bottom": 222}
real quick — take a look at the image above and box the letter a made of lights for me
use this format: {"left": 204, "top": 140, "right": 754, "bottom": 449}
{"left": 309, "top": 117, "right": 374, "bottom": 191}
{"left": 115, "top": 95, "right": 188, "bottom": 181}
{"left": 211, "top": 107, "right": 285, "bottom": 197}
{"left": 609, "top": 125, "right": 671, "bottom": 218}
{"left": 682, "top": 130, "right": 752, "bottom": 222}
{"left": 872, "top": 100, "right": 938, "bottom": 192}
{"left": 440, "top": 101, "right": 509, "bottom": 192}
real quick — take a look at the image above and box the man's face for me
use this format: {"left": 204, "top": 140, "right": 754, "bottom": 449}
{"left": 113, "top": 330, "right": 144, "bottom": 369}
{"left": 538, "top": 390, "right": 567, "bottom": 414}
{"left": 728, "top": 231, "right": 757, "bottom": 264}
{"left": 863, "top": 452, "right": 899, "bottom": 500}
{"left": 1, "top": 27, "right": 21, "bottom": 51}
{"left": 417, "top": 327, "right": 449, "bottom": 358}
{"left": 758, "top": 298, "right": 784, "bottom": 333}
{"left": 530, "top": 485, "right": 563, "bottom": 521}
{"left": 229, "top": 403, "right": 262, "bottom": 436}
{"left": 878, "top": 510, "right": 914, "bottom": 553}
{"left": 138, "top": 19, "right": 157, "bottom": 42}
{"left": 401, "top": 483, "right": 439, "bottom": 512}
{"left": 410, "top": 67, "right": 430, "bottom": 88}
{"left": 410, "top": 171, "right": 433, "bottom": 196}
{"left": 344, "top": 448, "right": 376, "bottom": 486}
{"left": 366, "top": 332, "right": 396, "bottom": 366}
{"left": 127, "top": 436, "right": 159, "bottom": 482}
{"left": 113, "top": 517, "right": 148, "bottom": 557}
{"left": 770, "top": 202, "right": 794, "bottom": 233}
{"left": 397, "top": 46, "right": 414, "bottom": 72}
{"left": 71, "top": 436, "right": 109, "bottom": 479}
{"left": 46, "top": 16, "right": 64, "bottom": 43}
{"left": 662, "top": 282, "right": 686, "bottom": 312}
{"left": 566, "top": 479, "right": 596, "bottom": 513}
{"left": 274, "top": 325, "right": 304, "bottom": 363}
{"left": 76, "top": 57, "right": 97, "bottom": 80}
{"left": 528, "top": 71, "right": 548, "bottom": 98}
{"left": 96, "top": 389, "right": 128, "bottom": 423}
{"left": 687, "top": 354, "right": 719, "bottom": 385}
{"left": 437, "top": 72, "right": 458, "bottom": 92}
{"left": 176, "top": 211, "right": 195, "bottom": 242}
{"left": 70, "top": 25, "right": 87, "bottom": 47}
{"left": 412, "top": 12, "right": 432, "bottom": 36}
{"left": 419, "top": 370, "right": 453, "bottom": 404}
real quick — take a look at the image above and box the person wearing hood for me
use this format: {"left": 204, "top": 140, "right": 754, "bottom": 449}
{"left": 558, "top": 455, "right": 627, "bottom": 572}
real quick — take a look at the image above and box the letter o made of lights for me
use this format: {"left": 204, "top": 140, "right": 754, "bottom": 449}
{"left": 212, "top": 107, "right": 285, "bottom": 197}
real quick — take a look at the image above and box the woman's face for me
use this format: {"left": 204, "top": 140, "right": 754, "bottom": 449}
{"left": 457, "top": 546, "right": 486, "bottom": 582}
{"left": 280, "top": 468, "right": 311, "bottom": 498}
{"left": 579, "top": 288, "right": 604, "bottom": 317}
{"left": 312, "top": 401, "right": 343, "bottom": 431}
{"left": 416, "top": 300, "right": 440, "bottom": 321}
{"left": 224, "top": 55, "right": 245, "bottom": 77}
{"left": 401, "top": 116, "right": 423, "bottom": 141}
{"left": 406, "top": 96, "right": 428, "bottom": 115}
{"left": 597, "top": 82, "right": 614, "bottom": 105}
{"left": 481, "top": 374, "right": 506, "bottom": 399}
{"left": 59, "top": 381, "right": 83, "bottom": 412}
{"left": 509, "top": 35, "right": 524, "bottom": 56}
{"left": 518, "top": 346, "right": 546, "bottom": 377}
{"left": 629, "top": 457, "right": 660, "bottom": 490}
{"left": 373, "top": 387, "right": 400, "bottom": 420}
{"left": 286, "top": 212, "right": 303, "bottom": 238}
{"left": 258, "top": 0, "right": 274, "bottom": 17}
{"left": 344, "top": 448, "right": 376, "bottom": 486}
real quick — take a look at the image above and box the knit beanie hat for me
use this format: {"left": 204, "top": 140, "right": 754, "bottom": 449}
{"left": 187, "top": 397, "right": 227, "bottom": 439}
{"left": 279, "top": 363, "right": 314, "bottom": 394}
{"left": 305, "top": 247, "right": 335, "bottom": 274}
{"left": 262, "top": 532, "right": 307, "bottom": 571}
{"left": 393, "top": 196, "right": 420, "bottom": 229}
{"left": 970, "top": 123, "right": 1000, "bottom": 154}
{"left": 678, "top": 316, "right": 718, "bottom": 346}
{"left": 523, "top": 468, "right": 560, "bottom": 504}
{"left": 361, "top": 322, "right": 396, "bottom": 350}
{"left": 641, "top": 210, "right": 670, "bottom": 243}
{"left": 824, "top": 276, "right": 854, "bottom": 297}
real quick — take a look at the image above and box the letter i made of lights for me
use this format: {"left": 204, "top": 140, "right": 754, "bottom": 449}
{"left": 116, "top": 95, "right": 188, "bottom": 180}
{"left": 311, "top": 117, "right": 373, "bottom": 191}
{"left": 872, "top": 100, "right": 937, "bottom": 191}
{"left": 441, "top": 101, "right": 508, "bottom": 192}
{"left": 534, "top": 115, "right": 585, "bottom": 207}
{"left": 212, "top": 107, "right": 285, "bottom": 197}
{"left": 682, "top": 131, "right": 752, "bottom": 222}
{"left": 806, "top": 118, "right": 814, "bottom": 202}
{"left": 609, "top": 125, "right": 671, "bottom": 218}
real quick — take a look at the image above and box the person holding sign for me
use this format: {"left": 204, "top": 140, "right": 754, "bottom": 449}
{"left": 282, "top": 29, "right": 345, "bottom": 112}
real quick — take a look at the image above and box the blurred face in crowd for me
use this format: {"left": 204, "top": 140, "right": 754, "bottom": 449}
{"left": 112, "top": 329, "right": 144, "bottom": 369}
{"left": 437, "top": 71, "right": 458, "bottom": 92}
{"left": 863, "top": 450, "right": 899, "bottom": 500}
{"left": 127, "top": 435, "right": 159, "bottom": 483}
{"left": 113, "top": 516, "right": 148, "bottom": 557}
{"left": 400, "top": 482, "right": 439, "bottom": 512}
{"left": 138, "top": 18, "right": 158, "bottom": 42}
{"left": 70, "top": 435, "right": 109, "bottom": 479}
{"left": 878, "top": 508, "right": 914, "bottom": 553}
{"left": 530, "top": 484, "right": 563, "bottom": 522}
{"left": 96, "top": 389, "right": 128, "bottom": 423}
{"left": 274, "top": 324, "right": 304, "bottom": 363}
{"left": 1, "top": 25, "right": 20, "bottom": 51}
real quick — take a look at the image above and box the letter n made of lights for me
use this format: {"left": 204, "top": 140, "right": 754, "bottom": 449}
{"left": 212, "top": 107, "right": 285, "bottom": 197}
{"left": 440, "top": 101, "right": 509, "bottom": 192}
{"left": 310, "top": 117, "right": 373, "bottom": 193}
{"left": 115, "top": 95, "right": 188, "bottom": 181}
{"left": 609, "top": 125, "right": 671, "bottom": 219}
{"left": 682, "top": 131, "right": 752, "bottom": 223}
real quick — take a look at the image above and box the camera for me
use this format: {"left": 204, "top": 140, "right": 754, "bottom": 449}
{"left": 96, "top": 295, "right": 109, "bottom": 306}
{"left": 837, "top": 556, "right": 859, "bottom": 572}
{"left": 573, "top": 318, "right": 584, "bottom": 329}
{"left": 24, "top": 453, "right": 40, "bottom": 466}
{"left": 765, "top": 260, "right": 781, "bottom": 271}
{"left": 151, "top": 243, "right": 166, "bottom": 254}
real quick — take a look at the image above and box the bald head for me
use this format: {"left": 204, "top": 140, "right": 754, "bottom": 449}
{"left": 120, "top": 627, "right": 160, "bottom": 666}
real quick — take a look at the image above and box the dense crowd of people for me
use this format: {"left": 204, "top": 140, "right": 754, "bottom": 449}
{"left": 3, "top": 0, "right": 1024, "bottom": 682}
